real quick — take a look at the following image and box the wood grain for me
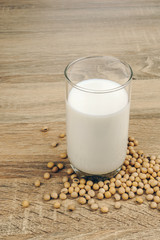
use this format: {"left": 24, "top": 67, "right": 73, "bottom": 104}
{"left": 0, "top": 0, "right": 160, "bottom": 239}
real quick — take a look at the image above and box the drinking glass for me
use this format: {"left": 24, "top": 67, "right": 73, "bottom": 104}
{"left": 64, "top": 56, "right": 133, "bottom": 179}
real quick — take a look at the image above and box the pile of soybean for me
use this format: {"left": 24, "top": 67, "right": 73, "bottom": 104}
{"left": 22, "top": 131, "right": 160, "bottom": 213}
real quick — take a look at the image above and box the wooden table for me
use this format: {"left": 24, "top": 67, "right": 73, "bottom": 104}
{"left": 0, "top": 0, "right": 160, "bottom": 239}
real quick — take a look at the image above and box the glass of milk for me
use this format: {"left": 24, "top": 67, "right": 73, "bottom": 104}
{"left": 64, "top": 56, "right": 132, "bottom": 178}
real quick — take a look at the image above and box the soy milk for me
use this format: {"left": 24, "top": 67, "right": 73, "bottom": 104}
{"left": 66, "top": 79, "right": 129, "bottom": 175}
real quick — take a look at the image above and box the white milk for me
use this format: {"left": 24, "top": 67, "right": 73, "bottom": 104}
{"left": 66, "top": 79, "right": 129, "bottom": 175}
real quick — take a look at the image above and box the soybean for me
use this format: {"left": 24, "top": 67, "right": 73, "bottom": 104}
{"left": 22, "top": 200, "right": 29, "bottom": 208}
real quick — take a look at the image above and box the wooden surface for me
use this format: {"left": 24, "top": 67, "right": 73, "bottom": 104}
{"left": 0, "top": 0, "right": 160, "bottom": 239}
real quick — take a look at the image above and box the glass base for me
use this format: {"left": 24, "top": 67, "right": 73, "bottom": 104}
{"left": 71, "top": 165, "right": 122, "bottom": 181}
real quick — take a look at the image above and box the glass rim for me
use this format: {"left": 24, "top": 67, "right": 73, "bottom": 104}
{"left": 64, "top": 56, "right": 133, "bottom": 94}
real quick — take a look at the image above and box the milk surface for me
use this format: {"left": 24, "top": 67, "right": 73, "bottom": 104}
{"left": 66, "top": 79, "right": 129, "bottom": 175}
